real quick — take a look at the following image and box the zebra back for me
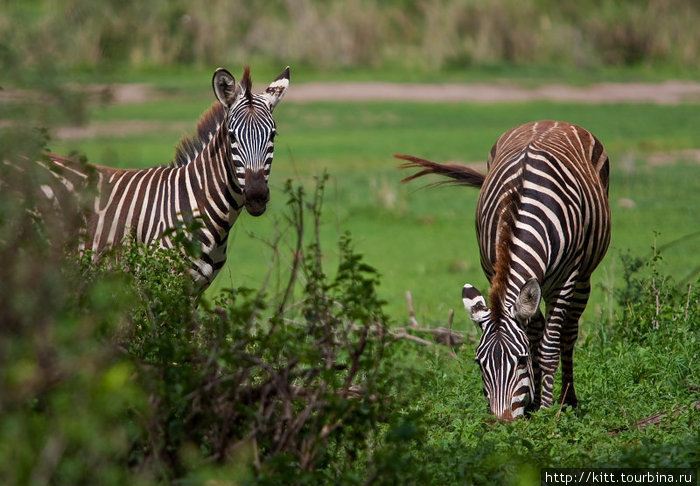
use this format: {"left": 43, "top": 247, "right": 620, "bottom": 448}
{"left": 478, "top": 120, "right": 610, "bottom": 313}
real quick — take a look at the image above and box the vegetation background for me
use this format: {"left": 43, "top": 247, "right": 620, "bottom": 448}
{"left": 4, "top": 0, "right": 700, "bottom": 74}
{"left": 1, "top": 1, "right": 698, "bottom": 485}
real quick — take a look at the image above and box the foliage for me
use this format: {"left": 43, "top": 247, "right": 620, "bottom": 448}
{"left": 2, "top": 0, "right": 699, "bottom": 76}
{"left": 0, "top": 161, "right": 427, "bottom": 484}
{"left": 116, "top": 175, "right": 411, "bottom": 483}
{"left": 609, "top": 235, "right": 699, "bottom": 343}
{"left": 0, "top": 145, "right": 148, "bottom": 485}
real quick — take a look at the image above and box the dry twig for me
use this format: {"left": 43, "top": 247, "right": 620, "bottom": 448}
{"left": 390, "top": 292, "right": 475, "bottom": 358}
{"left": 608, "top": 401, "right": 700, "bottom": 435}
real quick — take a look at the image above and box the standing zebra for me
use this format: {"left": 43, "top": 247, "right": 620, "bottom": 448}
{"left": 397, "top": 120, "right": 611, "bottom": 421}
{"left": 38, "top": 66, "right": 289, "bottom": 290}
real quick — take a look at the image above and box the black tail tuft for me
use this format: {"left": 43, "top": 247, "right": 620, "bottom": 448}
{"left": 394, "top": 154, "right": 486, "bottom": 188}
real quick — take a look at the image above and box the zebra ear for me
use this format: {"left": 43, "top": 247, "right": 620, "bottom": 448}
{"left": 514, "top": 278, "right": 541, "bottom": 322}
{"left": 212, "top": 68, "right": 239, "bottom": 107}
{"left": 261, "top": 66, "right": 290, "bottom": 112}
{"left": 462, "top": 284, "right": 490, "bottom": 331}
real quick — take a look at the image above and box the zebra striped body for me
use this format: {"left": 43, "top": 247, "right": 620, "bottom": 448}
{"left": 398, "top": 120, "right": 611, "bottom": 420}
{"left": 40, "top": 66, "right": 289, "bottom": 290}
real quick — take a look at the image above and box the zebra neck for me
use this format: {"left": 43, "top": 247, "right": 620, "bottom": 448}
{"left": 172, "top": 126, "right": 243, "bottom": 288}
{"left": 488, "top": 224, "right": 544, "bottom": 320}
{"left": 489, "top": 246, "right": 545, "bottom": 320}
{"left": 185, "top": 126, "right": 244, "bottom": 240}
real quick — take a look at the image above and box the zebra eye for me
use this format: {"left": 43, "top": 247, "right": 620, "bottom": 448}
{"left": 517, "top": 355, "right": 529, "bottom": 367}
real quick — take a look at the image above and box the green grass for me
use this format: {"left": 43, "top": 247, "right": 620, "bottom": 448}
{"left": 56, "top": 61, "right": 700, "bottom": 88}
{"left": 408, "top": 336, "right": 697, "bottom": 464}
{"left": 52, "top": 99, "right": 700, "bottom": 331}
{"left": 5, "top": 71, "right": 700, "bottom": 483}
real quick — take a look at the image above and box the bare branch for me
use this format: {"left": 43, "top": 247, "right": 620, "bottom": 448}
{"left": 406, "top": 290, "right": 420, "bottom": 328}
{"left": 608, "top": 401, "right": 700, "bottom": 435}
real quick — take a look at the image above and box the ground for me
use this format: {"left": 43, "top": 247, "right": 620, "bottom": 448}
{"left": 39, "top": 80, "right": 700, "bottom": 142}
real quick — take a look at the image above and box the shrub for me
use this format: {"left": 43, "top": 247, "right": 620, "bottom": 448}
{"left": 0, "top": 161, "right": 432, "bottom": 484}
{"left": 115, "top": 176, "right": 401, "bottom": 482}
{"left": 611, "top": 237, "right": 699, "bottom": 344}
{"left": 0, "top": 146, "right": 150, "bottom": 485}
{"left": 2, "top": 0, "right": 699, "bottom": 73}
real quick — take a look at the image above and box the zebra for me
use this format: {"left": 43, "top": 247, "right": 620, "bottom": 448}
{"left": 36, "top": 66, "right": 289, "bottom": 291}
{"left": 397, "top": 120, "right": 611, "bottom": 421}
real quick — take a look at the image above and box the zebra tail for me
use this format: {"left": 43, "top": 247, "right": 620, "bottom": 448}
{"left": 394, "top": 154, "right": 485, "bottom": 188}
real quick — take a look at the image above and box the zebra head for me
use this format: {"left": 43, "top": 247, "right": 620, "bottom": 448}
{"left": 212, "top": 66, "right": 290, "bottom": 216}
{"left": 462, "top": 279, "right": 541, "bottom": 421}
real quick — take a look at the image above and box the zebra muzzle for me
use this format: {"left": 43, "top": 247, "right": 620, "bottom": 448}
{"left": 243, "top": 169, "right": 270, "bottom": 217}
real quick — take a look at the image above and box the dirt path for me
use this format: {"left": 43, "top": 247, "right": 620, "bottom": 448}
{"left": 95, "top": 80, "right": 700, "bottom": 105}
{"left": 37, "top": 79, "right": 700, "bottom": 140}
{"left": 5, "top": 79, "right": 700, "bottom": 108}
{"left": 285, "top": 80, "right": 700, "bottom": 104}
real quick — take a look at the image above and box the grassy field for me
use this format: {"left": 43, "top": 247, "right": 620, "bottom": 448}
{"left": 52, "top": 88, "right": 700, "bottom": 334}
{"left": 19, "top": 68, "right": 692, "bottom": 484}
{"left": 4, "top": 2, "right": 699, "bottom": 481}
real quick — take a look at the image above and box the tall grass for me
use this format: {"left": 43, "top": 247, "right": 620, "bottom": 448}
{"left": 2, "top": 0, "right": 699, "bottom": 76}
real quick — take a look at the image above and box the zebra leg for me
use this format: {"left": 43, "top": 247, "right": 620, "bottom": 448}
{"left": 538, "top": 312, "right": 563, "bottom": 408}
{"left": 559, "top": 323, "right": 579, "bottom": 408}
{"left": 538, "top": 285, "right": 576, "bottom": 409}
{"left": 526, "top": 309, "right": 546, "bottom": 409}
{"left": 559, "top": 280, "right": 590, "bottom": 408}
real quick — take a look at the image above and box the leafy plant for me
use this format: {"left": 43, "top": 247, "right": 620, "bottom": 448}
{"left": 69, "top": 174, "right": 429, "bottom": 484}
{"left": 611, "top": 234, "right": 699, "bottom": 343}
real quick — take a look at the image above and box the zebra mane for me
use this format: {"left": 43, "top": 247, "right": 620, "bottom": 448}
{"left": 172, "top": 102, "right": 226, "bottom": 168}
{"left": 488, "top": 177, "right": 524, "bottom": 321}
{"left": 241, "top": 65, "right": 253, "bottom": 104}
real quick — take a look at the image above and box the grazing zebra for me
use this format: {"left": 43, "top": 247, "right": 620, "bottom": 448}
{"left": 38, "top": 66, "right": 290, "bottom": 290}
{"left": 397, "top": 120, "right": 611, "bottom": 421}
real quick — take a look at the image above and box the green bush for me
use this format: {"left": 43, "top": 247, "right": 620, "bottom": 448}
{"left": 2, "top": 0, "right": 699, "bottom": 74}
{"left": 117, "top": 177, "right": 402, "bottom": 482}
{"left": 1, "top": 176, "right": 697, "bottom": 485}
{"left": 610, "top": 238, "right": 699, "bottom": 344}
{"left": 0, "top": 162, "right": 433, "bottom": 484}
{"left": 0, "top": 150, "right": 150, "bottom": 485}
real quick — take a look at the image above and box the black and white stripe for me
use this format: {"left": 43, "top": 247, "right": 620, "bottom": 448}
{"left": 398, "top": 120, "right": 611, "bottom": 420}
{"left": 40, "top": 66, "right": 289, "bottom": 291}
{"left": 228, "top": 99, "right": 277, "bottom": 187}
